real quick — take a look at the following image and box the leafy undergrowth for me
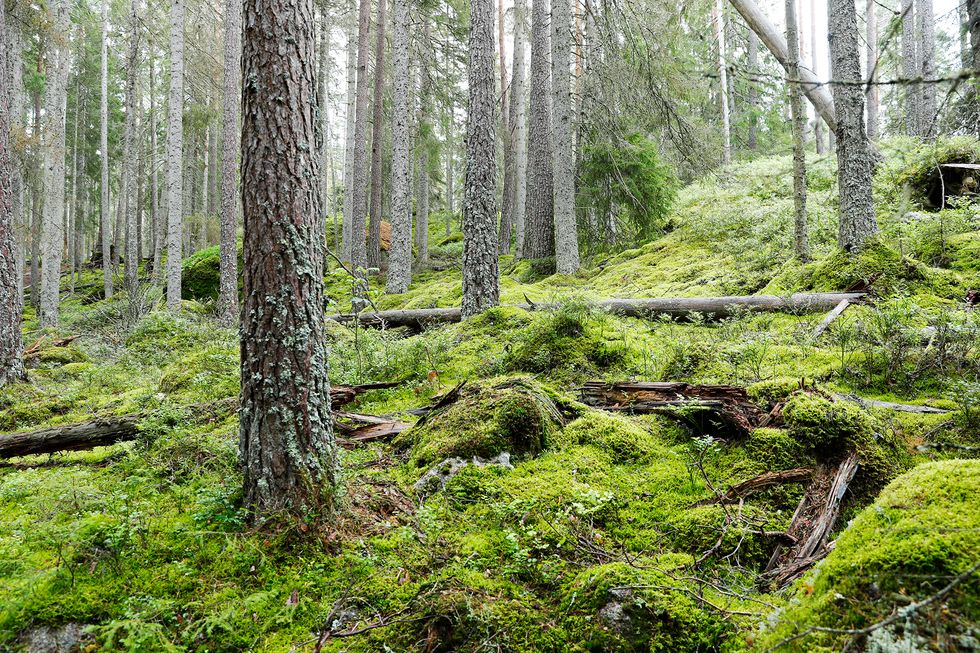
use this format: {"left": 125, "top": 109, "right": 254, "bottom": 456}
{"left": 2, "top": 144, "right": 979, "bottom": 652}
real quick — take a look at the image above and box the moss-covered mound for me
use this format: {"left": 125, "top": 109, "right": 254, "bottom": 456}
{"left": 180, "top": 243, "right": 243, "bottom": 301}
{"left": 755, "top": 460, "right": 980, "bottom": 652}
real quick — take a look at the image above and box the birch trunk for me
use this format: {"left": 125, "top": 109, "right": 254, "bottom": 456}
{"left": 217, "top": 0, "right": 242, "bottom": 326}
{"left": 523, "top": 0, "right": 555, "bottom": 260}
{"left": 366, "top": 0, "right": 387, "bottom": 270}
{"left": 917, "top": 0, "right": 935, "bottom": 137}
{"left": 551, "top": 0, "right": 579, "bottom": 273}
{"left": 39, "top": 0, "right": 71, "bottom": 328}
{"left": 341, "top": 7, "right": 357, "bottom": 262}
{"left": 387, "top": 0, "right": 412, "bottom": 293}
{"left": 123, "top": 0, "right": 142, "bottom": 298}
{"left": 350, "top": 0, "right": 372, "bottom": 272}
{"left": 786, "top": 0, "right": 809, "bottom": 261}
{"left": 462, "top": 0, "right": 499, "bottom": 317}
{"left": 100, "top": 0, "right": 113, "bottom": 298}
{"left": 511, "top": 0, "right": 528, "bottom": 257}
{"left": 865, "top": 0, "right": 879, "bottom": 140}
{"left": 166, "top": 0, "right": 185, "bottom": 310}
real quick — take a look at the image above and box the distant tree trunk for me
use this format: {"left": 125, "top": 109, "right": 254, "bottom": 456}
{"left": 901, "top": 0, "right": 919, "bottom": 136}
{"left": 498, "top": 0, "right": 514, "bottom": 254}
{"left": 747, "top": 29, "right": 759, "bottom": 150}
{"left": 786, "top": 0, "right": 809, "bottom": 261}
{"left": 551, "top": 0, "right": 579, "bottom": 273}
{"left": 318, "top": 9, "right": 333, "bottom": 259}
{"left": 11, "top": 26, "right": 26, "bottom": 303}
{"left": 366, "top": 0, "right": 386, "bottom": 270}
{"left": 217, "top": 0, "right": 242, "bottom": 326}
{"left": 68, "top": 78, "right": 81, "bottom": 293}
{"left": 350, "top": 0, "right": 372, "bottom": 272}
{"left": 829, "top": 0, "right": 877, "bottom": 251}
{"left": 971, "top": 0, "right": 980, "bottom": 83}
{"left": 415, "top": 22, "right": 431, "bottom": 268}
{"left": 917, "top": 0, "right": 935, "bottom": 137}
{"left": 166, "top": 0, "right": 185, "bottom": 310}
{"left": 809, "top": 0, "right": 825, "bottom": 153}
{"left": 0, "top": 0, "right": 25, "bottom": 386}
{"left": 387, "top": 0, "right": 411, "bottom": 293}
{"left": 150, "top": 46, "right": 163, "bottom": 282}
{"left": 123, "top": 0, "right": 142, "bottom": 299}
{"left": 30, "top": 80, "right": 40, "bottom": 310}
{"left": 445, "top": 114, "right": 454, "bottom": 237}
{"left": 961, "top": 1, "right": 973, "bottom": 71}
{"left": 39, "top": 0, "right": 71, "bottom": 328}
{"left": 240, "top": 0, "right": 339, "bottom": 522}
{"left": 511, "top": 0, "right": 529, "bottom": 257}
{"left": 713, "top": 0, "right": 731, "bottom": 164}
{"left": 523, "top": 0, "right": 555, "bottom": 260}
{"left": 100, "top": 0, "right": 113, "bottom": 299}
{"left": 341, "top": 7, "right": 357, "bottom": 263}
{"left": 462, "top": 0, "right": 500, "bottom": 318}
{"left": 865, "top": 0, "right": 879, "bottom": 139}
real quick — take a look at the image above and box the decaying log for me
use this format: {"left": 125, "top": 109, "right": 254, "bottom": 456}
{"left": 811, "top": 299, "right": 851, "bottom": 339}
{"left": 762, "top": 452, "right": 859, "bottom": 588}
{"left": 834, "top": 393, "right": 950, "bottom": 414}
{"left": 580, "top": 381, "right": 767, "bottom": 436}
{"left": 23, "top": 335, "right": 82, "bottom": 358}
{"left": 327, "top": 293, "right": 866, "bottom": 330}
{"left": 694, "top": 468, "right": 812, "bottom": 506}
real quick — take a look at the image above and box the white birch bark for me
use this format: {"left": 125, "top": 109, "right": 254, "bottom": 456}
{"left": 917, "top": 0, "right": 936, "bottom": 137}
{"left": 512, "top": 0, "right": 528, "bottom": 257}
{"left": 712, "top": 0, "right": 731, "bottom": 164}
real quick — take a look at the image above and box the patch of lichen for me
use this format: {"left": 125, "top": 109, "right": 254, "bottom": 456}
{"left": 754, "top": 460, "right": 980, "bottom": 652}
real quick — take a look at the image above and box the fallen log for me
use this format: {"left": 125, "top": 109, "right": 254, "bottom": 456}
{"left": 694, "top": 468, "right": 812, "bottom": 506}
{"left": 834, "top": 393, "right": 950, "bottom": 414}
{"left": 810, "top": 299, "right": 851, "bottom": 339}
{"left": 580, "top": 381, "right": 767, "bottom": 436}
{"left": 327, "top": 293, "right": 865, "bottom": 330}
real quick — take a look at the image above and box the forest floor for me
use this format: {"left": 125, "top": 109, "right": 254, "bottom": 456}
{"left": 1, "top": 139, "right": 979, "bottom": 652}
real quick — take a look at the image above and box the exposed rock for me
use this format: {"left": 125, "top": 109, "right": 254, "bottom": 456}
{"left": 413, "top": 452, "right": 513, "bottom": 498}
{"left": 22, "top": 624, "right": 93, "bottom": 653}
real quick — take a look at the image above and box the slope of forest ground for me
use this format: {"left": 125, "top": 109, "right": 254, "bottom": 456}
{"left": 1, "top": 139, "right": 979, "bottom": 652}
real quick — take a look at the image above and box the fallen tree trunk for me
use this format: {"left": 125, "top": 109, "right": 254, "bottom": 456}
{"left": 834, "top": 393, "right": 950, "bottom": 414}
{"left": 580, "top": 381, "right": 767, "bottom": 436}
{"left": 694, "top": 468, "right": 812, "bottom": 506}
{"left": 328, "top": 293, "right": 865, "bottom": 330}
{"left": 811, "top": 299, "right": 851, "bottom": 339}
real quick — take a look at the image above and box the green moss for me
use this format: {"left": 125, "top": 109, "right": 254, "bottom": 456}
{"left": 180, "top": 243, "right": 243, "bottom": 302}
{"left": 747, "top": 378, "right": 803, "bottom": 407}
{"left": 782, "top": 393, "right": 874, "bottom": 451}
{"left": 948, "top": 229, "right": 980, "bottom": 273}
{"left": 558, "top": 410, "right": 664, "bottom": 462}
{"left": 755, "top": 460, "right": 980, "bottom": 651}
{"left": 158, "top": 346, "right": 239, "bottom": 402}
{"left": 737, "top": 427, "right": 814, "bottom": 475}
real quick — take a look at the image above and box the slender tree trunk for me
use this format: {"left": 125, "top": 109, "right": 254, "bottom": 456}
{"left": 512, "top": 0, "right": 529, "bottom": 257}
{"left": 39, "top": 0, "right": 71, "bottom": 328}
{"left": 217, "top": 0, "right": 242, "bottom": 326}
{"left": 30, "top": 83, "right": 40, "bottom": 310}
{"left": 498, "top": 0, "right": 514, "bottom": 254}
{"left": 387, "top": 0, "right": 412, "bottom": 293}
{"left": 901, "top": 0, "right": 919, "bottom": 136}
{"left": 445, "top": 114, "right": 454, "bottom": 236}
{"left": 865, "top": 0, "right": 879, "bottom": 139}
{"left": 809, "top": 0, "right": 825, "bottom": 153}
{"left": 713, "top": 0, "right": 731, "bottom": 164}
{"left": 961, "top": 1, "right": 973, "bottom": 71}
{"left": 829, "top": 0, "right": 877, "bottom": 251}
{"left": 341, "top": 6, "right": 357, "bottom": 262}
{"left": 747, "top": 29, "right": 759, "bottom": 150}
{"left": 318, "top": 8, "right": 332, "bottom": 262}
{"left": 240, "top": 0, "right": 338, "bottom": 522}
{"left": 0, "top": 0, "right": 25, "bottom": 385}
{"left": 350, "top": 0, "right": 372, "bottom": 272}
{"left": 150, "top": 47, "right": 163, "bottom": 281}
{"left": 523, "top": 0, "right": 555, "bottom": 260}
{"left": 69, "top": 77, "right": 81, "bottom": 293}
{"left": 971, "top": 0, "right": 980, "bottom": 88}
{"left": 11, "top": 26, "right": 25, "bottom": 305}
{"left": 100, "top": 0, "right": 113, "bottom": 299}
{"left": 462, "top": 0, "right": 499, "bottom": 317}
{"left": 551, "top": 0, "right": 579, "bottom": 273}
{"left": 123, "top": 0, "right": 142, "bottom": 298}
{"left": 917, "top": 0, "right": 935, "bottom": 137}
{"left": 366, "top": 0, "right": 387, "bottom": 270}
{"left": 786, "top": 0, "right": 809, "bottom": 261}
{"left": 166, "top": 0, "right": 185, "bottom": 310}
{"left": 415, "top": 22, "right": 431, "bottom": 268}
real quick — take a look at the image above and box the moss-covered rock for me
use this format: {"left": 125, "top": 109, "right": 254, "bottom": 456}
{"left": 180, "top": 243, "right": 243, "bottom": 301}
{"left": 782, "top": 393, "right": 874, "bottom": 451}
{"left": 755, "top": 460, "right": 980, "bottom": 652}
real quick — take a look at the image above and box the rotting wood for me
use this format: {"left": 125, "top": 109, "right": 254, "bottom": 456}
{"left": 326, "top": 293, "right": 866, "bottom": 330}
{"left": 23, "top": 335, "right": 82, "bottom": 358}
{"left": 834, "top": 393, "right": 950, "bottom": 414}
{"left": 811, "top": 299, "right": 851, "bottom": 339}
{"left": 694, "top": 468, "right": 812, "bottom": 506}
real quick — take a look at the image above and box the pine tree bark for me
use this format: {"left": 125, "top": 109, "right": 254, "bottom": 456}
{"left": 786, "top": 0, "right": 809, "bottom": 261}
{"left": 971, "top": 0, "right": 980, "bottom": 84}
{"left": 342, "top": 6, "right": 357, "bottom": 263}
{"left": 551, "top": 0, "right": 579, "bottom": 273}
{"left": 217, "top": 0, "right": 242, "bottom": 326}
{"left": 241, "top": 0, "right": 339, "bottom": 522}
{"left": 100, "top": 0, "right": 113, "bottom": 299}
{"left": 901, "top": 0, "right": 919, "bottom": 136}
{"left": 511, "top": 0, "right": 528, "bottom": 257}
{"left": 166, "top": 0, "right": 185, "bottom": 310}
{"left": 366, "top": 0, "right": 387, "bottom": 270}
{"left": 865, "top": 0, "right": 879, "bottom": 140}
{"left": 150, "top": 45, "right": 163, "bottom": 281}
{"left": 415, "top": 22, "right": 431, "bottom": 268}
{"left": 462, "top": 0, "right": 500, "bottom": 318}
{"left": 11, "top": 25, "right": 26, "bottom": 306}
{"left": 387, "top": 0, "right": 412, "bottom": 293}
{"left": 829, "top": 0, "right": 877, "bottom": 251}
{"left": 350, "top": 0, "right": 372, "bottom": 272}
{"left": 498, "top": 0, "right": 514, "bottom": 254}
{"left": 39, "top": 0, "right": 71, "bottom": 328}
{"left": 318, "top": 9, "right": 333, "bottom": 258}
{"left": 712, "top": 0, "right": 731, "bottom": 164}
{"left": 123, "top": 0, "right": 142, "bottom": 299}
{"left": 523, "top": 0, "right": 555, "bottom": 260}
{"left": 0, "top": 0, "right": 25, "bottom": 386}
{"left": 917, "top": 0, "right": 935, "bottom": 137}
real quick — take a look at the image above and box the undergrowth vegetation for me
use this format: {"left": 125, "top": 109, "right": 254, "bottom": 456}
{"left": 1, "top": 142, "right": 978, "bottom": 652}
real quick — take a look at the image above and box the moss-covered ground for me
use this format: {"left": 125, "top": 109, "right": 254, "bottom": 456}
{"left": 1, "top": 140, "right": 978, "bottom": 652}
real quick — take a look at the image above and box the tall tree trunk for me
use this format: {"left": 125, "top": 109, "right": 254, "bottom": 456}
{"left": 786, "top": 0, "right": 809, "bottom": 261}
{"left": 971, "top": 0, "right": 980, "bottom": 90}
{"left": 100, "top": 0, "right": 113, "bottom": 299}
{"left": 415, "top": 21, "right": 431, "bottom": 268}
{"left": 366, "top": 0, "right": 387, "bottom": 270}
{"left": 865, "top": 0, "right": 879, "bottom": 139}
{"left": 150, "top": 46, "right": 163, "bottom": 282}
{"left": 11, "top": 26, "right": 25, "bottom": 305}
{"left": 462, "top": 0, "right": 499, "bottom": 317}
{"left": 961, "top": 1, "right": 973, "bottom": 71}
{"left": 217, "top": 0, "right": 242, "bottom": 326}
{"left": 747, "top": 28, "right": 759, "bottom": 150}
{"left": 0, "top": 0, "right": 25, "bottom": 385}
{"left": 551, "top": 0, "right": 579, "bottom": 273}
{"left": 713, "top": 0, "right": 731, "bottom": 164}
{"left": 166, "top": 0, "right": 185, "bottom": 310}
{"left": 69, "top": 77, "right": 81, "bottom": 293}
{"left": 523, "top": 0, "right": 555, "bottom": 260}
{"left": 350, "top": 0, "right": 372, "bottom": 272}
{"left": 901, "top": 0, "right": 919, "bottom": 136}
{"left": 810, "top": 0, "right": 825, "bottom": 153}
{"left": 498, "top": 0, "right": 514, "bottom": 254}
{"left": 240, "top": 0, "right": 339, "bottom": 521}
{"left": 39, "top": 0, "right": 71, "bottom": 328}
{"left": 318, "top": 8, "right": 333, "bottom": 261}
{"left": 511, "top": 0, "right": 528, "bottom": 257}
{"left": 829, "top": 0, "right": 877, "bottom": 251}
{"left": 341, "top": 6, "right": 357, "bottom": 262}
{"left": 917, "top": 0, "right": 935, "bottom": 137}
{"left": 30, "top": 80, "right": 40, "bottom": 310}
{"left": 387, "top": 0, "right": 412, "bottom": 293}
{"left": 444, "top": 113, "right": 454, "bottom": 236}
{"left": 123, "top": 0, "right": 142, "bottom": 298}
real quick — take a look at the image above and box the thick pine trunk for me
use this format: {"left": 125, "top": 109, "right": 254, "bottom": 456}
{"left": 39, "top": 0, "right": 71, "bottom": 328}
{"left": 551, "top": 0, "right": 579, "bottom": 274}
{"left": 366, "top": 0, "right": 387, "bottom": 270}
{"left": 829, "top": 0, "right": 877, "bottom": 251}
{"left": 350, "top": 0, "right": 372, "bottom": 272}
{"left": 462, "top": 0, "right": 500, "bottom": 318}
{"left": 122, "top": 0, "right": 142, "bottom": 299}
{"left": 166, "top": 0, "right": 185, "bottom": 310}
{"left": 786, "top": 0, "right": 809, "bottom": 261}
{"left": 387, "top": 0, "right": 412, "bottom": 294}
{"left": 523, "top": 0, "right": 555, "bottom": 260}
{"left": 917, "top": 0, "right": 936, "bottom": 137}
{"left": 217, "top": 0, "right": 242, "bottom": 326}
{"left": 865, "top": 0, "right": 879, "bottom": 140}
{"left": 241, "top": 0, "right": 339, "bottom": 521}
